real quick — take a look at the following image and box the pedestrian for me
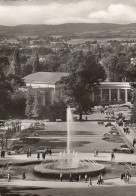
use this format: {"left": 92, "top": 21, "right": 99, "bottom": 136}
{"left": 85, "top": 174, "right": 87, "bottom": 183}
{"left": 94, "top": 149, "right": 97, "bottom": 157}
{"left": 27, "top": 149, "right": 29, "bottom": 158}
{"left": 22, "top": 171, "right": 26, "bottom": 180}
{"left": 126, "top": 171, "right": 130, "bottom": 183}
{"left": 122, "top": 172, "right": 125, "bottom": 182}
{"left": 133, "top": 139, "right": 135, "bottom": 147}
{"left": 100, "top": 173, "right": 104, "bottom": 184}
{"left": 88, "top": 176, "right": 92, "bottom": 186}
{"left": 111, "top": 152, "right": 115, "bottom": 161}
{"left": 69, "top": 173, "right": 72, "bottom": 182}
{"left": 42, "top": 152, "right": 45, "bottom": 159}
{"left": 86, "top": 116, "right": 88, "bottom": 121}
{"left": 60, "top": 172, "right": 63, "bottom": 182}
{"left": 121, "top": 173, "right": 124, "bottom": 181}
{"left": 78, "top": 174, "right": 81, "bottom": 182}
{"left": 97, "top": 174, "right": 101, "bottom": 185}
{"left": 29, "top": 148, "right": 31, "bottom": 157}
{"left": 49, "top": 148, "right": 52, "bottom": 156}
{"left": 8, "top": 172, "right": 11, "bottom": 182}
{"left": 96, "top": 149, "right": 98, "bottom": 156}
{"left": 37, "top": 152, "right": 40, "bottom": 160}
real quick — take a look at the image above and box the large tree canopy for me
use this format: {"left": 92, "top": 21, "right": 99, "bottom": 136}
{"left": 60, "top": 51, "right": 106, "bottom": 120}
{"left": 0, "top": 68, "right": 12, "bottom": 119}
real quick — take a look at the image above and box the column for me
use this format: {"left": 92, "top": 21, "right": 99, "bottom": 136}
{"left": 109, "top": 89, "right": 111, "bottom": 102}
{"left": 100, "top": 89, "right": 103, "bottom": 102}
{"left": 117, "top": 89, "right": 120, "bottom": 102}
{"left": 91, "top": 91, "right": 94, "bottom": 102}
{"left": 43, "top": 95, "right": 46, "bottom": 106}
{"left": 125, "top": 89, "right": 128, "bottom": 102}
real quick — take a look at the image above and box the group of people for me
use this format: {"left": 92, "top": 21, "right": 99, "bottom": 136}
{"left": 60, "top": 173, "right": 92, "bottom": 185}
{"left": 26, "top": 148, "right": 31, "bottom": 157}
{"left": 123, "top": 127, "right": 130, "bottom": 135}
{"left": 97, "top": 173, "right": 104, "bottom": 185}
{"left": 121, "top": 171, "right": 131, "bottom": 183}
{"left": 8, "top": 171, "right": 26, "bottom": 182}
{"left": 37, "top": 148, "right": 52, "bottom": 160}
{"left": 100, "top": 106, "right": 114, "bottom": 117}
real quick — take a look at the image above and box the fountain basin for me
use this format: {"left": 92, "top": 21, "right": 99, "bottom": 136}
{"left": 34, "top": 159, "right": 105, "bottom": 178}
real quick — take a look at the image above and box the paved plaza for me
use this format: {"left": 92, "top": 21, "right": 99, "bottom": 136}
{"left": 1, "top": 108, "right": 136, "bottom": 195}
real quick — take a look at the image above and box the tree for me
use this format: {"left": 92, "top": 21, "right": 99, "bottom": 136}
{"left": 25, "top": 87, "right": 33, "bottom": 119}
{"left": 40, "top": 54, "right": 60, "bottom": 72}
{"left": 32, "top": 52, "right": 39, "bottom": 73}
{"left": 125, "top": 64, "right": 136, "bottom": 87}
{"left": 60, "top": 51, "right": 106, "bottom": 120}
{"left": 131, "top": 99, "right": 136, "bottom": 123}
{"left": 10, "top": 49, "right": 21, "bottom": 75}
{"left": 0, "top": 68, "right": 12, "bottom": 119}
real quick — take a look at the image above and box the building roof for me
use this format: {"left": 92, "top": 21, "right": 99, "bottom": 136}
{"left": 24, "top": 72, "right": 68, "bottom": 85}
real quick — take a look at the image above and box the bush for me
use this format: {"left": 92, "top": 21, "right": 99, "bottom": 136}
{"left": 20, "top": 138, "right": 40, "bottom": 144}
{"left": 113, "top": 148, "right": 118, "bottom": 152}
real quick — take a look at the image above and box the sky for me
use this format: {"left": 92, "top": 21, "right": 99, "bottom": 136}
{"left": 1, "top": 0, "right": 136, "bottom": 26}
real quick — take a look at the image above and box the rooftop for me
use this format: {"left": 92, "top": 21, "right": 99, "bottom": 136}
{"left": 24, "top": 72, "right": 68, "bottom": 85}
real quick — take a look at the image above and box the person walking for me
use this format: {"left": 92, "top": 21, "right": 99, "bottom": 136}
{"left": 100, "top": 173, "right": 104, "bottom": 184}
{"left": 22, "top": 171, "right": 26, "bottom": 180}
{"left": 85, "top": 174, "right": 88, "bottom": 183}
{"left": 78, "top": 174, "right": 81, "bottom": 182}
{"left": 97, "top": 174, "right": 101, "bottom": 185}
{"left": 121, "top": 173, "right": 124, "bottom": 181}
{"left": 69, "top": 173, "right": 72, "bottom": 182}
{"left": 60, "top": 172, "right": 63, "bottom": 182}
{"left": 88, "top": 176, "right": 92, "bottom": 186}
{"left": 37, "top": 152, "right": 40, "bottom": 160}
{"left": 29, "top": 148, "right": 31, "bottom": 157}
{"left": 27, "top": 149, "right": 29, "bottom": 158}
{"left": 126, "top": 171, "right": 130, "bottom": 183}
{"left": 111, "top": 152, "right": 115, "bottom": 161}
{"left": 8, "top": 172, "right": 11, "bottom": 182}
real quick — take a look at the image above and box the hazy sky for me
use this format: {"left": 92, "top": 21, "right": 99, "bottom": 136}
{"left": 1, "top": 0, "right": 136, "bottom": 25}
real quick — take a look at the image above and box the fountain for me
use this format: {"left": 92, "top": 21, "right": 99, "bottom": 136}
{"left": 34, "top": 107, "right": 105, "bottom": 178}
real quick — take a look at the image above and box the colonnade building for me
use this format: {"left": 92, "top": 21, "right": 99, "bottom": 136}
{"left": 24, "top": 72, "right": 132, "bottom": 106}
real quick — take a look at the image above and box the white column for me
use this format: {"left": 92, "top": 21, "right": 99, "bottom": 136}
{"left": 51, "top": 88, "right": 55, "bottom": 104}
{"left": 100, "top": 89, "right": 103, "bottom": 102}
{"left": 117, "top": 89, "right": 120, "bottom": 102}
{"left": 125, "top": 89, "right": 128, "bottom": 102}
{"left": 109, "top": 89, "right": 111, "bottom": 102}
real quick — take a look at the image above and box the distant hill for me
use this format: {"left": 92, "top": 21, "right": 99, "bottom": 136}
{"left": 0, "top": 23, "right": 136, "bottom": 35}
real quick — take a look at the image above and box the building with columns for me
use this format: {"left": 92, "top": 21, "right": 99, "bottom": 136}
{"left": 24, "top": 72, "right": 132, "bottom": 106}
{"left": 93, "top": 82, "right": 131, "bottom": 104}
{"left": 24, "top": 72, "right": 68, "bottom": 106}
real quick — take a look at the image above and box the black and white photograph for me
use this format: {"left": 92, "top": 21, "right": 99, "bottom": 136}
{"left": 0, "top": 0, "right": 136, "bottom": 195}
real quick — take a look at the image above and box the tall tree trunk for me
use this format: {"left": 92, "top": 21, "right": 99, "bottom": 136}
{"left": 79, "top": 106, "right": 82, "bottom": 121}
{"left": 79, "top": 112, "right": 82, "bottom": 121}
